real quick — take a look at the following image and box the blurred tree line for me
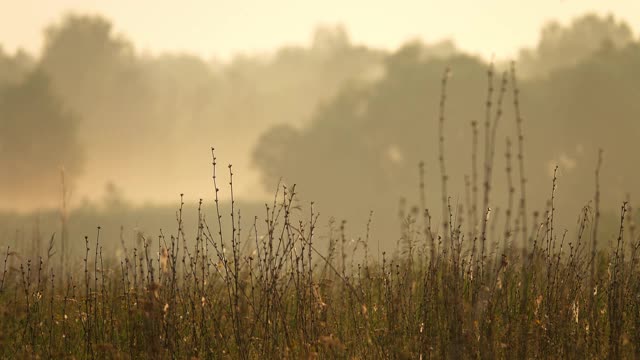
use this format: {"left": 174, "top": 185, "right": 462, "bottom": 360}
{"left": 0, "top": 13, "right": 638, "bottom": 231}
{"left": 252, "top": 14, "right": 640, "bottom": 226}
{"left": 0, "top": 15, "right": 384, "bottom": 209}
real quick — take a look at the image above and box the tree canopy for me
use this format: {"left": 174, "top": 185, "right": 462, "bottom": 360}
{"left": 253, "top": 21, "right": 640, "bottom": 226}
{"left": 0, "top": 71, "right": 83, "bottom": 207}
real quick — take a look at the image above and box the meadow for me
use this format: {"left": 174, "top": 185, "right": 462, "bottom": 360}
{"left": 1, "top": 64, "right": 639, "bottom": 359}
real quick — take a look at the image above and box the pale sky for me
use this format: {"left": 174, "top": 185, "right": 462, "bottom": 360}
{"left": 1, "top": 0, "right": 639, "bottom": 61}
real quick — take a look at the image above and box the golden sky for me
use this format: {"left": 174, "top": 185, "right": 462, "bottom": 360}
{"left": 1, "top": 0, "right": 638, "bottom": 60}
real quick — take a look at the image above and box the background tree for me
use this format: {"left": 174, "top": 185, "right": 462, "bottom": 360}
{"left": 253, "top": 18, "right": 640, "bottom": 236}
{"left": 34, "top": 15, "right": 384, "bottom": 203}
{"left": 0, "top": 47, "right": 33, "bottom": 87}
{"left": 518, "top": 14, "right": 634, "bottom": 77}
{"left": 0, "top": 71, "right": 84, "bottom": 208}
{"left": 523, "top": 41, "right": 640, "bottom": 210}
{"left": 253, "top": 43, "right": 492, "bottom": 229}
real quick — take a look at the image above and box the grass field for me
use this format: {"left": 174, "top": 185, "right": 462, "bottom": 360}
{"left": 1, "top": 65, "right": 639, "bottom": 359}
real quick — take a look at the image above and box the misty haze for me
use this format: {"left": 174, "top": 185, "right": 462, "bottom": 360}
{"left": 1, "top": 1, "right": 640, "bottom": 358}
